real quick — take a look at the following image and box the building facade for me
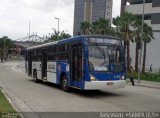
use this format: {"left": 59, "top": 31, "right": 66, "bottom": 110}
{"left": 121, "top": 0, "right": 160, "bottom": 72}
{"left": 73, "top": 0, "right": 113, "bottom": 36}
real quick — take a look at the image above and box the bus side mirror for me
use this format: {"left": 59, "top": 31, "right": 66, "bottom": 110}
{"left": 83, "top": 41, "right": 88, "bottom": 57}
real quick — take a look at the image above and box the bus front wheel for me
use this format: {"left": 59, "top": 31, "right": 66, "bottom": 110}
{"left": 61, "top": 75, "right": 69, "bottom": 92}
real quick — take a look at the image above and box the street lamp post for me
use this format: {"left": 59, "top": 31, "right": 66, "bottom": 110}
{"left": 3, "top": 38, "right": 5, "bottom": 62}
{"left": 138, "top": 0, "right": 145, "bottom": 83}
{"left": 55, "top": 17, "right": 60, "bottom": 33}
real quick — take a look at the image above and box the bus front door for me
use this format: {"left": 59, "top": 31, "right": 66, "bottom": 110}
{"left": 42, "top": 49, "right": 47, "bottom": 79}
{"left": 28, "top": 51, "right": 32, "bottom": 76}
{"left": 71, "top": 44, "right": 83, "bottom": 88}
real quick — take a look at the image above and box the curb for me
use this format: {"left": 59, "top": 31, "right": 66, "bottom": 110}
{"left": 135, "top": 84, "right": 160, "bottom": 89}
{"left": 0, "top": 87, "right": 24, "bottom": 118}
{"left": 127, "top": 82, "right": 160, "bottom": 89}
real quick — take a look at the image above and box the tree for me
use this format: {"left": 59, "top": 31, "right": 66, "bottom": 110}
{"left": 80, "top": 21, "right": 91, "bottom": 35}
{"left": 133, "top": 18, "right": 142, "bottom": 72}
{"left": 113, "top": 16, "right": 125, "bottom": 39}
{"left": 142, "top": 23, "right": 154, "bottom": 72}
{"left": 47, "top": 29, "right": 71, "bottom": 42}
{"left": 59, "top": 31, "right": 71, "bottom": 39}
{"left": 0, "top": 36, "right": 13, "bottom": 58}
{"left": 48, "top": 29, "right": 60, "bottom": 41}
{"left": 92, "top": 18, "right": 111, "bottom": 35}
{"left": 114, "top": 12, "right": 134, "bottom": 70}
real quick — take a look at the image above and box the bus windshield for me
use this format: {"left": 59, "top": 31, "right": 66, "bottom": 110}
{"left": 89, "top": 45, "right": 124, "bottom": 72}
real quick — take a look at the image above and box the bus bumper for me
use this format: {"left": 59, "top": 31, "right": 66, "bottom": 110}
{"left": 84, "top": 80, "right": 126, "bottom": 90}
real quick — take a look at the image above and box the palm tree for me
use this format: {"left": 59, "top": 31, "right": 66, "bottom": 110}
{"left": 80, "top": 21, "right": 91, "bottom": 35}
{"left": 92, "top": 18, "right": 111, "bottom": 35}
{"left": 134, "top": 18, "right": 142, "bottom": 72}
{"left": 113, "top": 12, "right": 134, "bottom": 70}
{"left": 142, "top": 23, "right": 154, "bottom": 72}
{"left": 113, "top": 17, "right": 122, "bottom": 37}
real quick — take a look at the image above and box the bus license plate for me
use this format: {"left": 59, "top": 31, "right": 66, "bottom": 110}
{"left": 107, "top": 82, "right": 113, "bottom": 86}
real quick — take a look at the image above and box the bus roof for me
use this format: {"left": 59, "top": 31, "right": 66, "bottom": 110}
{"left": 27, "top": 35, "right": 121, "bottom": 50}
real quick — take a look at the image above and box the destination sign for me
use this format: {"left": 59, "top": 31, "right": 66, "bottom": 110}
{"left": 88, "top": 38, "right": 121, "bottom": 45}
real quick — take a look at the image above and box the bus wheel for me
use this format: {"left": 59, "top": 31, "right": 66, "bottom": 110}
{"left": 33, "top": 71, "right": 38, "bottom": 83}
{"left": 62, "top": 75, "right": 69, "bottom": 92}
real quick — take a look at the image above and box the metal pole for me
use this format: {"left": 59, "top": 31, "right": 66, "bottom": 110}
{"left": 55, "top": 17, "right": 60, "bottom": 32}
{"left": 138, "top": 0, "right": 145, "bottom": 83}
{"left": 58, "top": 19, "right": 59, "bottom": 33}
{"left": 29, "top": 20, "right": 30, "bottom": 37}
{"left": 3, "top": 38, "right": 5, "bottom": 62}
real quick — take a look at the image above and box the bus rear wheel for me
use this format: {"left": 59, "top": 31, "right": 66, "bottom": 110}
{"left": 61, "top": 75, "right": 69, "bottom": 92}
{"left": 33, "top": 70, "right": 39, "bottom": 83}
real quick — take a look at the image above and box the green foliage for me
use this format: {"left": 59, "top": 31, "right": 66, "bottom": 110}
{"left": 0, "top": 90, "right": 16, "bottom": 112}
{"left": 80, "top": 18, "right": 114, "bottom": 36}
{"left": 126, "top": 72, "right": 160, "bottom": 82}
{"left": 47, "top": 29, "right": 71, "bottom": 42}
{"left": 114, "top": 12, "right": 135, "bottom": 71}
{"left": 92, "top": 18, "right": 112, "bottom": 35}
{"left": 59, "top": 31, "right": 72, "bottom": 39}
{"left": 0, "top": 36, "right": 13, "bottom": 48}
{"left": 0, "top": 36, "right": 13, "bottom": 57}
{"left": 113, "top": 12, "right": 135, "bottom": 41}
{"left": 80, "top": 21, "right": 91, "bottom": 35}
{"left": 143, "top": 23, "right": 154, "bottom": 43}
{"left": 133, "top": 18, "right": 142, "bottom": 42}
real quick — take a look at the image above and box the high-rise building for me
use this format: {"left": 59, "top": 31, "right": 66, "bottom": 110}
{"left": 121, "top": 0, "right": 160, "bottom": 72}
{"left": 73, "top": 0, "right": 113, "bottom": 36}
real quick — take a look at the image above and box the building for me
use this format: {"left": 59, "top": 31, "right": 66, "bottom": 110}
{"left": 73, "top": 0, "right": 113, "bottom": 36}
{"left": 121, "top": 0, "right": 160, "bottom": 73}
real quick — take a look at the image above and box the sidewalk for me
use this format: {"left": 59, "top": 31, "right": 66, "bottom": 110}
{"left": 127, "top": 79, "right": 160, "bottom": 89}
{"left": 1, "top": 61, "right": 25, "bottom": 73}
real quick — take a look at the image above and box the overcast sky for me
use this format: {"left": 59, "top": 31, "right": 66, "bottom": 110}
{"left": 0, "top": 0, "right": 121, "bottom": 40}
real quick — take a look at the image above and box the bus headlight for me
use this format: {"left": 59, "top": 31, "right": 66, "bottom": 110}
{"left": 90, "top": 75, "right": 96, "bottom": 81}
{"left": 121, "top": 76, "right": 125, "bottom": 80}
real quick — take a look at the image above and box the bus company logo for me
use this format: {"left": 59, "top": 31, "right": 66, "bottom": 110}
{"left": 48, "top": 65, "right": 55, "bottom": 69}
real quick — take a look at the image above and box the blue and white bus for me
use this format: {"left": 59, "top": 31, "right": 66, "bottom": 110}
{"left": 25, "top": 35, "right": 126, "bottom": 91}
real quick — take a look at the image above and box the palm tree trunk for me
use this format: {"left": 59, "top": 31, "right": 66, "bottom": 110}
{"left": 142, "top": 42, "right": 147, "bottom": 73}
{"left": 135, "top": 41, "right": 139, "bottom": 72}
{"left": 127, "top": 40, "right": 130, "bottom": 71}
{"left": 124, "top": 41, "right": 126, "bottom": 56}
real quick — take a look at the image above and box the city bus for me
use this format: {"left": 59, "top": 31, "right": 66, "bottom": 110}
{"left": 25, "top": 35, "right": 126, "bottom": 91}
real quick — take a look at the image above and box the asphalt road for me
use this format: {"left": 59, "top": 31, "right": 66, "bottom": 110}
{"left": 0, "top": 61, "right": 160, "bottom": 118}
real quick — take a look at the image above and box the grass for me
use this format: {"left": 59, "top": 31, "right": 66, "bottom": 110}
{"left": 0, "top": 89, "right": 16, "bottom": 112}
{"left": 127, "top": 72, "right": 160, "bottom": 82}
{"left": 0, "top": 89, "right": 21, "bottom": 118}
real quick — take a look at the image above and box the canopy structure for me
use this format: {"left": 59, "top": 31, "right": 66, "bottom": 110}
{"left": 14, "top": 34, "right": 48, "bottom": 48}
